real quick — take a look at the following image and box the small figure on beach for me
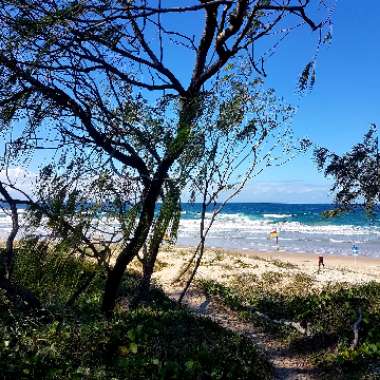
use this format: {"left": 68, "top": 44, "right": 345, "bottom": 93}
{"left": 352, "top": 244, "right": 359, "bottom": 265}
{"left": 318, "top": 256, "right": 325, "bottom": 273}
{"left": 352, "top": 244, "right": 359, "bottom": 256}
{"left": 269, "top": 229, "right": 279, "bottom": 245}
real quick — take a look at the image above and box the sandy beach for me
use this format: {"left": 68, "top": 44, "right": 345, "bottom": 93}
{"left": 141, "top": 246, "right": 380, "bottom": 295}
{"left": 143, "top": 246, "right": 380, "bottom": 379}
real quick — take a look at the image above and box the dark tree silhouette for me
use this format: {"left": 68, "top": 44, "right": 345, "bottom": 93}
{"left": 315, "top": 124, "right": 380, "bottom": 213}
{"left": 0, "top": 0, "right": 332, "bottom": 314}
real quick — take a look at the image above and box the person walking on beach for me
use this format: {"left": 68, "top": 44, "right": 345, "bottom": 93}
{"left": 318, "top": 255, "right": 325, "bottom": 273}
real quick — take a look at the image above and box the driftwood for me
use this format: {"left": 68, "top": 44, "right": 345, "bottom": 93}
{"left": 200, "top": 294, "right": 365, "bottom": 343}
{"left": 350, "top": 308, "right": 363, "bottom": 349}
{"left": 253, "top": 310, "right": 310, "bottom": 336}
{"left": 198, "top": 293, "right": 310, "bottom": 336}
{"left": 197, "top": 294, "right": 212, "bottom": 314}
{"left": 240, "top": 302, "right": 310, "bottom": 336}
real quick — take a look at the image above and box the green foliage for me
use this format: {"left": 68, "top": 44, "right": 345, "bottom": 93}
{"left": 26, "top": 165, "right": 100, "bottom": 250}
{"left": 12, "top": 239, "right": 103, "bottom": 310}
{"left": 260, "top": 271, "right": 285, "bottom": 285}
{"left": 298, "top": 61, "right": 316, "bottom": 93}
{"left": 151, "top": 185, "right": 181, "bottom": 246}
{"left": 200, "top": 279, "right": 243, "bottom": 311}
{"left": 118, "top": 203, "right": 141, "bottom": 241}
{"left": 0, "top": 247, "right": 272, "bottom": 380}
{"left": 0, "top": 306, "right": 272, "bottom": 380}
{"left": 202, "top": 277, "right": 380, "bottom": 378}
{"left": 315, "top": 124, "right": 380, "bottom": 213}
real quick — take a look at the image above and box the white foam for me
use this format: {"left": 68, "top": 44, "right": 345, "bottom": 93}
{"left": 263, "top": 213, "right": 292, "bottom": 218}
{"left": 179, "top": 215, "right": 380, "bottom": 237}
{"left": 0, "top": 209, "right": 378, "bottom": 257}
{"left": 176, "top": 211, "right": 380, "bottom": 257}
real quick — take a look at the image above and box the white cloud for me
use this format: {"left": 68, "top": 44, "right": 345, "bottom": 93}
{"left": 1, "top": 168, "right": 334, "bottom": 205}
{"left": 0, "top": 167, "right": 37, "bottom": 199}
{"left": 236, "top": 180, "right": 333, "bottom": 203}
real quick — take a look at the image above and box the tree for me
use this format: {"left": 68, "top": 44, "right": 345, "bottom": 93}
{"left": 175, "top": 80, "right": 303, "bottom": 302}
{"left": 0, "top": 172, "right": 42, "bottom": 309}
{"left": 0, "top": 181, "right": 20, "bottom": 280}
{"left": 315, "top": 124, "right": 380, "bottom": 213}
{"left": 0, "top": 0, "right": 332, "bottom": 314}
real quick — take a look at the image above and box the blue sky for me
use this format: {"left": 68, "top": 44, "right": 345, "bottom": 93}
{"left": 5, "top": 2, "right": 379, "bottom": 204}
{"left": 238, "top": 1, "right": 380, "bottom": 203}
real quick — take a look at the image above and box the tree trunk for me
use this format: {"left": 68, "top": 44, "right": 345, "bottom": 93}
{"left": 131, "top": 242, "right": 160, "bottom": 307}
{"left": 65, "top": 271, "right": 97, "bottom": 308}
{"left": 179, "top": 188, "right": 208, "bottom": 303}
{"left": 133, "top": 184, "right": 181, "bottom": 306}
{"left": 101, "top": 98, "right": 199, "bottom": 315}
{"left": 101, "top": 177, "right": 163, "bottom": 315}
{"left": 102, "top": 216, "right": 153, "bottom": 315}
{"left": 0, "top": 182, "right": 19, "bottom": 280}
{"left": 179, "top": 238, "right": 205, "bottom": 304}
{"left": 136, "top": 257, "right": 157, "bottom": 304}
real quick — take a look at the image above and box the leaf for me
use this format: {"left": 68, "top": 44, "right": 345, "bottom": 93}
{"left": 118, "top": 346, "right": 129, "bottom": 356}
{"left": 298, "top": 61, "right": 316, "bottom": 93}
{"left": 129, "top": 342, "right": 138, "bottom": 354}
{"left": 127, "top": 329, "right": 135, "bottom": 341}
{"left": 185, "top": 360, "right": 194, "bottom": 369}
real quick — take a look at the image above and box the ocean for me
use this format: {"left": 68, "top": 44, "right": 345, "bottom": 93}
{"left": 0, "top": 203, "right": 379, "bottom": 258}
{"left": 177, "top": 203, "right": 380, "bottom": 258}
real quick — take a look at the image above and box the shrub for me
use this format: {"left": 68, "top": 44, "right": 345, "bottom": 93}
{"left": 204, "top": 276, "right": 380, "bottom": 378}
{"left": 1, "top": 244, "right": 272, "bottom": 380}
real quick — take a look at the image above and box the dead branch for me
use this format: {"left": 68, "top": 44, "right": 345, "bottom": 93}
{"left": 351, "top": 307, "right": 363, "bottom": 349}
{"left": 0, "top": 181, "right": 19, "bottom": 279}
{"left": 197, "top": 292, "right": 310, "bottom": 335}
{"left": 253, "top": 309, "right": 310, "bottom": 336}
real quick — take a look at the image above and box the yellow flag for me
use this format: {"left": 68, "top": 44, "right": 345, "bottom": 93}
{"left": 269, "top": 230, "right": 279, "bottom": 239}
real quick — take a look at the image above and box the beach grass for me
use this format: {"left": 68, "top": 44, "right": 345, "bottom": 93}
{"left": 152, "top": 246, "right": 380, "bottom": 379}
{"left": 0, "top": 245, "right": 272, "bottom": 380}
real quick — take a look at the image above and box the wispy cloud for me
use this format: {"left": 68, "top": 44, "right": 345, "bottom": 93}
{"left": 0, "top": 167, "right": 36, "bottom": 199}
{"left": 235, "top": 180, "right": 333, "bottom": 203}
{"left": 1, "top": 169, "right": 332, "bottom": 205}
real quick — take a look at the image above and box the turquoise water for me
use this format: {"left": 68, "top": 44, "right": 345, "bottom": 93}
{"left": 0, "top": 203, "right": 379, "bottom": 257}
{"left": 177, "top": 203, "right": 380, "bottom": 257}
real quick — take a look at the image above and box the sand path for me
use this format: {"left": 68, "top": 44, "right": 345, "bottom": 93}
{"left": 140, "top": 247, "right": 380, "bottom": 379}
{"left": 165, "top": 287, "right": 321, "bottom": 380}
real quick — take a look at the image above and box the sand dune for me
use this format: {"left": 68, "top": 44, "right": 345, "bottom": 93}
{"left": 146, "top": 246, "right": 380, "bottom": 293}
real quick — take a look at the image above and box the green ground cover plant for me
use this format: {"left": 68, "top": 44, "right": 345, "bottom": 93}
{"left": 0, "top": 243, "right": 272, "bottom": 380}
{"left": 200, "top": 274, "right": 380, "bottom": 379}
